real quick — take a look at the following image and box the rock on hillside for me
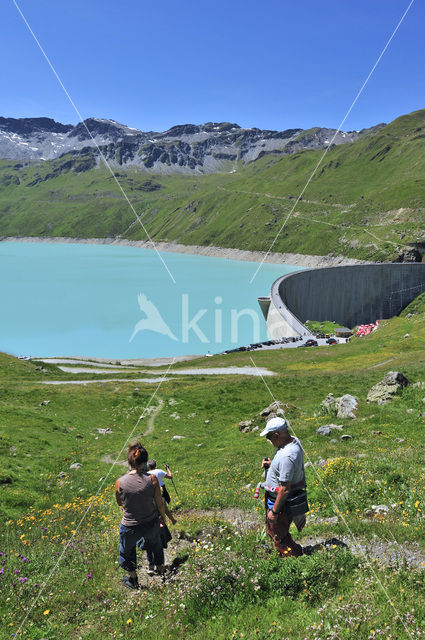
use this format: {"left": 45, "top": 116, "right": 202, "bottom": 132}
{"left": 0, "top": 115, "right": 380, "bottom": 175}
{"left": 367, "top": 371, "right": 411, "bottom": 403}
{"left": 320, "top": 393, "right": 358, "bottom": 418}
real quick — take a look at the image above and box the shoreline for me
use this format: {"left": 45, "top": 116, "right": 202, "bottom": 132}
{"left": 0, "top": 235, "right": 371, "bottom": 269}
{"left": 35, "top": 354, "right": 203, "bottom": 367}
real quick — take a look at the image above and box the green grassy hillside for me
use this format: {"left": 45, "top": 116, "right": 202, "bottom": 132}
{"left": 1, "top": 109, "right": 425, "bottom": 261}
{"left": 1, "top": 305, "right": 425, "bottom": 638}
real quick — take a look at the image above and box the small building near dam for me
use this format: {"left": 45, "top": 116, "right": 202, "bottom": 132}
{"left": 334, "top": 327, "right": 353, "bottom": 338}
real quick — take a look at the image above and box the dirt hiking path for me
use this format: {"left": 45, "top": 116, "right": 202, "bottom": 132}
{"left": 102, "top": 399, "right": 164, "bottom": 466}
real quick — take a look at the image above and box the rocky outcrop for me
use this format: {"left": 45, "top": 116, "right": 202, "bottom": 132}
{"left": 25, "top": 149, "right": 98, "bottom": 185}
{"left": 320, "top": 394, "right": 358, "bottom": 419}
{"left": 260, "top": 400, "right": 286, "bottom": 418}
{"left": 367, "top": 371, "right": 411, "bottom": 403}
{"left": 394, "top": 245, "right": 422, "bottom": 263}
{"left": 237, "top": 400, "right": 291, "bottom": 434}
{"left": 238, "top": 420, "right": 254, "bottom": 433}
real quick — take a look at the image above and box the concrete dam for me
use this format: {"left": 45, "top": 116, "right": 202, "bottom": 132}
{"left": 259, "top": 263, "right": 425, "bottom": 339}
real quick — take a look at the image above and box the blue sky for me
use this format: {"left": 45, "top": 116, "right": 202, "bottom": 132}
{"left": 1, "top": 0, "right": 423, "bottom": 132}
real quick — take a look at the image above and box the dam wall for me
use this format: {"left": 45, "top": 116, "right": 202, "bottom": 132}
{"left": 265, "top": 263, "right": 425, "bottom": 338}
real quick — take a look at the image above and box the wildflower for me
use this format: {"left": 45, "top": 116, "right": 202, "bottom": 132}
{"left": 43, "top": 610, "right": 50, "bottom": 616}
{"left": 87, "top": 573, "right": 92, "bottom": 579}
{"left": 126, "top": 619, "right": 132, "bottom": 625}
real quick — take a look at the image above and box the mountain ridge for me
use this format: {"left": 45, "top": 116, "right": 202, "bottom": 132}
{"left": 0, "top": 115, "right": 381, "bottom": 174}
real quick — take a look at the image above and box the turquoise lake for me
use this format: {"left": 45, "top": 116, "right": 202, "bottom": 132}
{"left": 0, "top": 242, "right": 302, "bottom": 359}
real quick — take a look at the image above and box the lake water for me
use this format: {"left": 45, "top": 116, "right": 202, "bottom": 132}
{"left": 0, "top": 242, "right": 302, "bottom": 359}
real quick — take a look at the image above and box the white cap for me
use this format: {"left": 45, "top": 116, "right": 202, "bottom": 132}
{"left": 259, "top": 417, "right": 288, "bottom": 437}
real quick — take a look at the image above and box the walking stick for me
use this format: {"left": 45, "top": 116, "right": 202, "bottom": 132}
{"left": 170, "top": 476, "right": 179, "bottom": 497}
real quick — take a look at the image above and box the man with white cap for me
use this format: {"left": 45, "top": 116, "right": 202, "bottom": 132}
{"left": 260, "top": 416, "right": 307, "bottom": 558}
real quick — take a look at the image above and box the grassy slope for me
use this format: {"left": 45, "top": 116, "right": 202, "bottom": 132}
{"left": 0, "top": 109, "right": 425, "bottom": 261}
{"left": 1, "top": 306, "right": 425, "bottom": 638}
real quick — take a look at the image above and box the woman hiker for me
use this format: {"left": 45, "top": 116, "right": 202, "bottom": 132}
{"left": 115, "top": 442, "right": 176, "bottom": 589}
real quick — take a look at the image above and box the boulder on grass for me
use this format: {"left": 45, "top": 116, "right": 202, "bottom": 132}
{"left": 321, "top": 393, "right": 358, "bottom": 418}
{"left": 260, "top": 401, "right": 286, "bottom": 418}
{"left": 238, "top": 420, "right": 253, "bottom": 431}
{"left": 367, "top": 371, "right": 411, "bottom": 403}
{"left": 338, "top": 395, "right": 358, "bottom": 418}
{"left": 317, "top": 424, "right": 343, "bottom": 436}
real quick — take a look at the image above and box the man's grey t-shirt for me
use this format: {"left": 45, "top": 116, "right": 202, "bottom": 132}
{"left": 265, "top": 436, "right": 305, "bottom": 496}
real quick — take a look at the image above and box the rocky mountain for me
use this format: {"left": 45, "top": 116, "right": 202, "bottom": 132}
{"left": 0, "top": 116, "right": 383, "bottom": 175}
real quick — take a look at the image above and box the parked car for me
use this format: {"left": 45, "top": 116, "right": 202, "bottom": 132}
{"left": 304, "top": 339, "right": 319, "bottom": 347}
{"left": 327, "top": 338, "right": 337, "bottom": 345}
{"left": 316, "top": 333, "right": 325, "bottom": 339}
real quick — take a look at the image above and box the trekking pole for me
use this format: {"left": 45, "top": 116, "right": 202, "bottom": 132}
{"left": 170, "top": 476, "right": 179, "bottom": 497}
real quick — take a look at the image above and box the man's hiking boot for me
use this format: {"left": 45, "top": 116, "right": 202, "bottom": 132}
{"left": 122, "top": 575, "right": 139, "bottom": 590}
{"left": 147, "top": 565, "right": 155, "bottom": 576}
